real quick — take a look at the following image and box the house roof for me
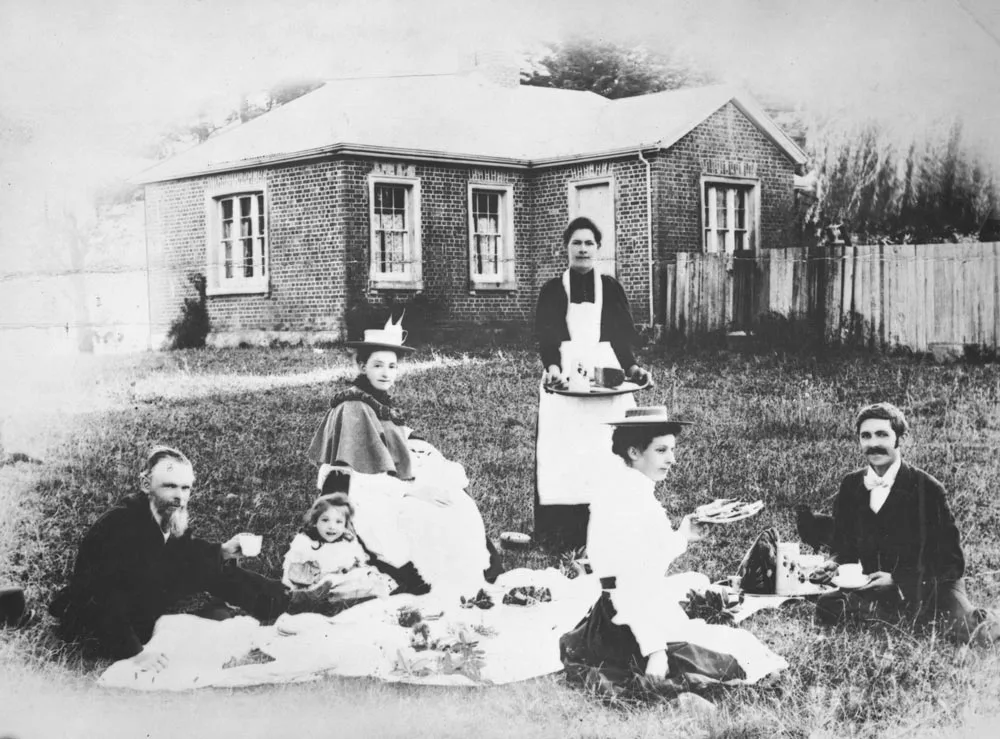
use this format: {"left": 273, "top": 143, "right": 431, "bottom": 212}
{"left": 134, "top": 76, "right": 807, "bottom": 184}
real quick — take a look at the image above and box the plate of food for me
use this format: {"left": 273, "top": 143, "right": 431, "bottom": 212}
{"left": 693, "top": 498, "right": 765, "bottom": 524}
{"left": 545, "top": 379, "right": 651, "bottom": 397}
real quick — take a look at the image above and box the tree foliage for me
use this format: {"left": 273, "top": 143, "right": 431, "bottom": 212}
{"left": 806, "top": 118, "right": 998, "bottom": 243}
{"left": 149, "top": 78, "right": 324, "bottom": 160}
{"left": 522, "top": 39, "right": 713, "bottom": 99}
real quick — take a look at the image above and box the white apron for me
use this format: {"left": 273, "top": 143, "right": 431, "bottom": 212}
{"left": 536, "top": 271, "right": 635, "bottom": 506}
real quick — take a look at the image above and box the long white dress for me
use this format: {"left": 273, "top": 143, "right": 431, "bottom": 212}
{"left": 345, "top": 440, "right": 490, "bottom": 597}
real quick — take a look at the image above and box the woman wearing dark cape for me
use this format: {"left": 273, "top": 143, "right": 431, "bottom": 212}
{"left": 307, "top": 315, "right": 499, "bottom": 597}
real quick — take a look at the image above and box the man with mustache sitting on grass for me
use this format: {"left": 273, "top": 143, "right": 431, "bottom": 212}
{"left": 49, "top": 446, "right": 330, "bottom": 672}
{"left": 813, "top": 403, "right": 999, "bottom": 646}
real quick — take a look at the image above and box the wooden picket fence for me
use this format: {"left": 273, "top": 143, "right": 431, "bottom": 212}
{"left": 662, "top": 243, "right": 1000, "bottom": 352}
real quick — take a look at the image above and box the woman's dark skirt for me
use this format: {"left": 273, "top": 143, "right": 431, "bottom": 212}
{"left": 559, "top": 592, "right": 746, "bottom": 697}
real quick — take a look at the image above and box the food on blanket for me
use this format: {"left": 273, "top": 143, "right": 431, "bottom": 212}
{"left": 502, "top": 586, "right": 552, "bottom": 606}
{"left": 287, "top": 560, "right": 322, "bottom": 587}
{"left": 221, "top": 648, "right": 276, "bottom": 670}
{"left": 397, "top": 605, "right": 423, "bottom": 627}
{"left": 683, "top": 586, "right": 743, "bottom": 624}
{"left": 468, "top": 622, "right": 499, "bottom": 638}
{"left": 693, "top": 498, "right": 765, "bottom": 524}
{"left": 460, "top": 589, "right": 495, "bottom": 610}
{"left": 410, "top": 621, "right": 434, "bottom": 651}
{"left": 737, "top": 527, "right": 779, "bottom": 594}
{"left": 396, "top": 627, "right": 488, "bottom": 681}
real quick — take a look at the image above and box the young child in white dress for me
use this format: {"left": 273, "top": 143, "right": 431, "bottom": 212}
{"left": 282, "top": 493, "right": 392, "bottom": 606}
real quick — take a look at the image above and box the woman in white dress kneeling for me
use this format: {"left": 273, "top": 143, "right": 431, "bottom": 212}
{"left": 560, "top": 407, "right": 787, "bottom": 692}
{"left": 307, "top": 315, "right": 500, "bottom": 599}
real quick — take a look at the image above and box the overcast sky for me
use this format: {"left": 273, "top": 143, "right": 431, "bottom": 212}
{"left": 2, "top": 0, "right": 1000, "bottom": 228}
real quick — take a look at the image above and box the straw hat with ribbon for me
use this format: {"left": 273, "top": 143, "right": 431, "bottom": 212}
{"left": 605, "top": 406, "right": 694, "bottom": 431}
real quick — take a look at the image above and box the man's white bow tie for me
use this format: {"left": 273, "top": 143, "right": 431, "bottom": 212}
{"left": 863, "top": 461, "right": 899, "bottom": 513}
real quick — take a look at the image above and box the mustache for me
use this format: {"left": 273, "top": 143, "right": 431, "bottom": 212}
{"left": 865, "top": 447, "right": 890, "bottom": 456}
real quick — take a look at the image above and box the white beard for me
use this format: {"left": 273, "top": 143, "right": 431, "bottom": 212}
{"left": 164, "top": 507, "right": 189, "bottom": 537}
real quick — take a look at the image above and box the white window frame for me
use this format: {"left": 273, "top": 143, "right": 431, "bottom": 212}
{"left": 700, "top": 175, "right": 760, "bottom": 254}
{"left": 468, "top": 183, "right": 515, "bottom": 290}
{"left": 368, "top": 175, "right": 423, "bottom": 290}
{"left": 205, "top": 186, "right": 269, "bottom": 296}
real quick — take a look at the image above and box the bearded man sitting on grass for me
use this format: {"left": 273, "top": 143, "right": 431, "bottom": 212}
{"left": 49, "top": 446, "right": 330, "bottom": 673}
{"left": 812, "top": 403, "right": 1000, "bottom": 646}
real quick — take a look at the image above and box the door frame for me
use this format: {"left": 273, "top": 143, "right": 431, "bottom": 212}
{"left": 567, "top": 176, "right": 617, "bottom": 277}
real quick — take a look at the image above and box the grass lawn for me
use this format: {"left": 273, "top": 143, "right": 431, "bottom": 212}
{"left": 2, "top": 342, "right": 999, "bottom": 738}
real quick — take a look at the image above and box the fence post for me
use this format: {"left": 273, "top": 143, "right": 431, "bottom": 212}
{"left": 676, "top": 252, "right": 689, "bottom": 337}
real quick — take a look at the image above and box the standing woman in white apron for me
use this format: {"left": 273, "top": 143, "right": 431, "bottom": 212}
{"left": 534, "top": 216, "right": 652, "bottom": 550}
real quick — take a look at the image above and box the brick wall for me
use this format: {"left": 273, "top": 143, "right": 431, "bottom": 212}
{"left": 656, "top": 102, "right": 797, "bottom": 257}
{"left": 343, "top": 159, "right": 534, "bottom": 326}
{"left": 528, "top": 157, "right": 656, "bottom": 325}
{"left": 146, "top": 163, "right": 347, "bottom": 344}
{"left": 145, "top": 101, "right": 797, "bottom": 336}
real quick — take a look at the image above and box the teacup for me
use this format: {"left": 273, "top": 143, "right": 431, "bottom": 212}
{"left": 567, "top": 372, "right": 590, "bottom": 393}
{"left": 837, "top": 563, "right": 863, "bottom": 581}
{"left": 592, "top": 366, "right": 626, "bottom": 388}
{"left": 239, "top": 533, "right": 263, "bottom": 557}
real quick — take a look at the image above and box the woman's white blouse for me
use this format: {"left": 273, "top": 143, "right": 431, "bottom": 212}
{"left": 587, "top": 460, "right": 692, "bottom": 655}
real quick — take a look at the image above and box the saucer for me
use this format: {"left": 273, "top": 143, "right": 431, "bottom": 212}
{"left": 831, "top": 575, "right": 871, "bottom": 590}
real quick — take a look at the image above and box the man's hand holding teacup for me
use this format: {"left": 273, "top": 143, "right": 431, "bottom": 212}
{"left": 221, "top": 534, "right": 243, "bottom": 560}
{"left": 858, "top": 571, "right": 894, "bottom": 591}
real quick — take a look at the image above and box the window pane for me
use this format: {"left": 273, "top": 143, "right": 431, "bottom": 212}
{"left": 258, "top": 237, "right": 266, "bottom": 275}
{"left": 735, "top": 231, "right": 745, "bottom": 251}
{"left": 472, "top": 190, "right": 505, "bottom": 277}
{"left": 373, "top": 184, "right": 410, "bottom": 274}
{"left": 243, "top": 238, "right": 254, "bottom": 277}
{"left": 222, "top": 199, "right": 233, "bottom": 219}
{"left": 716, "top": 188, "right": 727, "bottom": 229}
{"left": 224, "top": 241, "right": 232, "bottom": 279}
{"left": 240, "top": 196, "right": 252, "bottom": 218}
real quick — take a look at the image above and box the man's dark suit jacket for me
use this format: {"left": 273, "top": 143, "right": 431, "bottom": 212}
{"left": 50, "top": 492, "right": 225, "bottom": 658}
{"left": 830, "top": 462, "right": 965, "bottom": 603}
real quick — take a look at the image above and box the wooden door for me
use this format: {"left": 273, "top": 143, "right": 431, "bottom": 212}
{"left": 569, "top": 179, "right": 616, "bottom": 277}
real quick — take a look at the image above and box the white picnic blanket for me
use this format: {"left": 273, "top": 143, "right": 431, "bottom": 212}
{"left": 97, "top": 568, "right": 600, "bottom": 691}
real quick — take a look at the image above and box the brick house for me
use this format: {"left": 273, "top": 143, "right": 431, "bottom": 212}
{"left": 137, "top": 73, "right": 806, "bottom": 347}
